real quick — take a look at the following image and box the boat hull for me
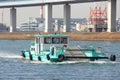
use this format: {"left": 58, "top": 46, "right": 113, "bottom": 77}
{"left": 21, "top": 50, "right": 65, "bottom": 62}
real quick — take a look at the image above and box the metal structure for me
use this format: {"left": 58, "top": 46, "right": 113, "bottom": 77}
{"left": 89, "top": 6, "right": 107, "bottom": 25}
{"left": 89, "top": 6, "right": 107, "bottom": 32}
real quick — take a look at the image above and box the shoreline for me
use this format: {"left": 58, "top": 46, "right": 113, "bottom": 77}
{"left": 0, "top": 32, "right": 120, "bottom": 41}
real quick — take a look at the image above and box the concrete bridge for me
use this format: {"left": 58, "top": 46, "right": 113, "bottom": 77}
{"left": 0, "top": 0, "right": 117, "bottom": 32}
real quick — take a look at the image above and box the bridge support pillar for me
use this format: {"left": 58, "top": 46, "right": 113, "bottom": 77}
{"left": 10, "top": 7, "right": 16, "bottom": 32}
{"left": 107, "top": 0, "right": 116, "bottom": 32}
{"left": 45, "top": 4, "right": 52, "bottom": 32}
{"left": 63, "top": 4, "right": 71, "bottom": 32}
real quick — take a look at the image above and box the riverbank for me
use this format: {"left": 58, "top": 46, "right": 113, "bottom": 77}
{"left": 0, "top": 32, "right": 120, "bottom": 41}
{"left": 69, "top": 32, "right": 120, "bottom": 41}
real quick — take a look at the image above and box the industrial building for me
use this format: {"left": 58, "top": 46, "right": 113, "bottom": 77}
{"left": 19, "top": 18, "right": 87, "bottom": 32}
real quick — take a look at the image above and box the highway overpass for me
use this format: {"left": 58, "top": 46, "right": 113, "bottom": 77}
{"left": 0, "top": 0, "right": 117, "bottom": 32}
{"left": 0, "top": 0, "right": 108, "bottom": 8}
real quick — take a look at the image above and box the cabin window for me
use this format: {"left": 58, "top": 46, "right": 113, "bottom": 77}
{"left": 31, "top": 48, "right": 35, "bottom": 51}
{"left": 61, "top": 37, "right": 68, "bottom": 44}
{"left": 44, "top": 37, "right": 51, "bottom": 44}
{"left": 52, "top": 37, "right": 60, "bottom": 44}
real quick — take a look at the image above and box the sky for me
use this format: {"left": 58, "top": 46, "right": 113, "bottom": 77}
{"left": 0, "top": 0, "right": 120, "bottom": 27}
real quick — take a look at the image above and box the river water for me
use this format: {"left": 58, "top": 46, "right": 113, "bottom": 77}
{"left": 0, "top": 40, "right": 120, "bottom": 80}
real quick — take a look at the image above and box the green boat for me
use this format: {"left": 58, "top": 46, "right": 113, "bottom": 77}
{"left": 21, "top": 33, "right": 116, "bottom": 62}
{"left": 22, "top": 33, "right": 68, "bottom": 62}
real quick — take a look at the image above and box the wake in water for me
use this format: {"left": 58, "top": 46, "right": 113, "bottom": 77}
{"left": 89, "top": 60, "right": 120, "bottom": 64}
{"left": 30, "top": 60, "right": 89, "bottom": 64}
{"left": 0, "top": 53, "right": 22, "bottom": 59}
{"left": 30, "top": 60, "right": 120, "bottom": 64}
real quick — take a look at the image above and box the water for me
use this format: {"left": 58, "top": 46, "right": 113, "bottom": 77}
{"left": 0, "top": 40, "right": 120, "bottom": 80}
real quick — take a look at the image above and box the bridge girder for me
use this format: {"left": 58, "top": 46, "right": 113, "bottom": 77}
{"left": 0, "top": 0, "right": 107, "bottom": 8}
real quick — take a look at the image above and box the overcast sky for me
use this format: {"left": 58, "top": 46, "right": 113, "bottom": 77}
{"left": 0, "top": 0, "right": 120, "bottom": 27}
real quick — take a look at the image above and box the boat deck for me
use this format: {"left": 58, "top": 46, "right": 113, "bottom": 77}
{"left": 65, "top": 46, "right": 89, "bottom": 62}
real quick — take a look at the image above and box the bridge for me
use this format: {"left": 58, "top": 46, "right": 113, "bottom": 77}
{"left": 0, "top": 0, "right": 117, "bottom": 32}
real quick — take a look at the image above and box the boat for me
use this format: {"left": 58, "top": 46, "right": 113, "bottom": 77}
{"left": 22, "top": 33, "right": 68, "bottom": 62}
{"left": 21, "top": 33, "right": 116, "bottom": 62}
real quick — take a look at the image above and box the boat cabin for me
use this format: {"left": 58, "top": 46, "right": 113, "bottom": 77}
{"left": 32, "top": 33, "right": 69, "bottom": 54}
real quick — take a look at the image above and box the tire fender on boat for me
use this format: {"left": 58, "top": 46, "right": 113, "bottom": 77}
{"left": 21, "top": 51, "right": 25, "bottom": 57}
{"left": 58, "top": 54, "right": 64, "bottom": 62}
{"left": 51, "top": 46, "right": 56, "bottom": 55}
{"left": 110, "top": 54, "right": 116, "bottom": 61}
{"left": 46, "top": 54, "right": 50, "bottom": 60}
{"left": 38, "top": 56, "right": 41, "bottom": 61}
{"left": 29, "top": 52, "right": 33, "bottom": 60}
